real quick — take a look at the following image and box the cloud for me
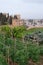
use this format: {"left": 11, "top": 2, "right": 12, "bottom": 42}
{"left": 22, "top": 0, "right": 43, "bottom": 3}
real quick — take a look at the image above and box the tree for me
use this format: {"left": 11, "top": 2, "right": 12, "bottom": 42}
{"left": 13, "top": 26, "right": 26, "bottom": 38}
{"left": 9, "top": 16, "right": 12, "bottom": 24}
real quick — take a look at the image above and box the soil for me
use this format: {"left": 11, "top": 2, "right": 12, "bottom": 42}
{"left": 28, "top": 56, "right": 43, "bottom": 65}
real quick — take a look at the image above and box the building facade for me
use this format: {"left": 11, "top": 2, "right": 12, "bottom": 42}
{"left": 12, "top": 15, "right": 24, "bottom": 27}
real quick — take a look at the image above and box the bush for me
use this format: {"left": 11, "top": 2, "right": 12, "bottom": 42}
{"left": 27, "top": 43, "right": 40, "bottom": 62}
{"left": 10, "top": 40, "right": 29, "bottom": 65}
{"left": 39, "top": 46, "right": 43, "bottom": 55}
{"left": 0, "top": 54, "right": 8, "bottom": 65}
{"left": 1, "top": 26, "right": 12, "bottom": 38}
{"left": 5, "top": 38, "right": 14, "bottom": 46}
{"left": 15, "top": 49, "right": 28, "bottom": 65}
{"left": 13, "top": 26, "right": 26, "bottom": 38}
{"left": 0, "top": 33, "right": 5, "bottom": 43}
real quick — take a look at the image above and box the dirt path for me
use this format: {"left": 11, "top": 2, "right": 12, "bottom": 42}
{"left": 27, "top": 26, "right": 43, "bottom": 30}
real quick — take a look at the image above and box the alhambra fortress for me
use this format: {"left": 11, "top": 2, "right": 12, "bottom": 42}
{"left": 0, "top": 13, "right": 43, "bottom": 29}
{"left": 12, "top": 15, "right": 43, "bottom": 29}
{"left": 11, "top": 14, "right": 43, "bottom": 29}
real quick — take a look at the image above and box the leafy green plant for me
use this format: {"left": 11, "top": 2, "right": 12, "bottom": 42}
{"left": 5, "top": 38, "right": 14, "bottom": 46}
{"left": 27, "top": 43, "right": 40, "bottom": 62}
{"left": 0, "top": 26, "right": 43, "bottom": 65}
{"left": 13, "top": 26, "right": 26, "bottom": 38}
{"left": 1, "top": 26, "right": 12, "bottom": 38}
{"left": 0, "top": 54, "right": 8, "bottom": 65}
{"left": 14, "top": 41, "right": 28, "bottom": 65}
{"left": 39, "top": 46, "right": 43, "bottom": 55}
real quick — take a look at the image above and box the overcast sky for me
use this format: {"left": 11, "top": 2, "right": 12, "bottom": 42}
{"left": 0, "top": 0, "right": 43, "bottom": 19}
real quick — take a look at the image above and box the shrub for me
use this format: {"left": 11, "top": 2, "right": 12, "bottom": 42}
{"left": 10, "top": 40, "right": 29, "bottom": 65}
{"left": 27, "top": 43, "right": 40, "bottom": 62}
{"left": 39, "top": 46, "right": 43, "bottom": 55}
{"left": 0, "top": 54, "right": 8, "bottom": 65}
{"left": 15, "top": 49, "right": 28, "bottom": 65}
{"left": 13, "top": 26, "right": 26, "bottom": 38}
{"left": 1, "top": 26, "right": 12, "bottom": 38}
{"left": 5, "top": 38, "right": 14, "bottom": 46}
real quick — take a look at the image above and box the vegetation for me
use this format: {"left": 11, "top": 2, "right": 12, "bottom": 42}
{"left": 0, "top": 54, "right": 8, "bottom": 65}
{"left": 0, "top": 13, "right": 12, "bottom": 25}
{"left": 0, "top": 25, "right": 43, "bottom": 65}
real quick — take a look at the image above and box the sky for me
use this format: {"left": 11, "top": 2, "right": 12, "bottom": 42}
{"left": 0, "top": 0, "right": 43, "bottom": 19}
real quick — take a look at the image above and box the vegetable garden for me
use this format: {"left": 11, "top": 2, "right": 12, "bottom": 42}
{"left": 0, "top": 25, "right": 43, "bottom": 65}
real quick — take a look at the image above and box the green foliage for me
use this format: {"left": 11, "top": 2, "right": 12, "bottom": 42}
{"left": 0, "top": 13, "right": 7, "bottom": 25}
{"left": 0, "top": 26, "right": 43, "bottom": 65}
{"left": 0, "top": 54, "right": 8, "bottom": 65}
{"left": 10, "top": 48, "right": 15, "bottom": 62}
{"left": 0, "top": 33, "right": 5, "bottom": 43}
{"left": 14, "top": 40, "right": 29, "bottom": 65}
{"left": 1, "top": 26, "right": 12, "bottom": 38}
{"left": 13, "top": 26, "right": 26, "bottom": 38}
{"left": 39, "top": 46, "right": 43, "bottom": 55}
{"left": 27, "top": 43, "right": 40, "bottom": 62}
{"left": 15, "top": 49, "right": 28, "bottom": 65}
{"left": 5, "top": 37, "right": 14, "bottom": 46}
{"left": 10, "top": 39, "right": 40, "bottom": 65}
